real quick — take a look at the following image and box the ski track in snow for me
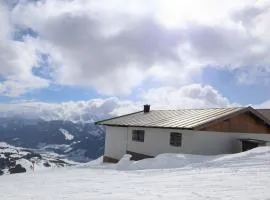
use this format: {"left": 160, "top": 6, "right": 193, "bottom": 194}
{"left": 1, "top": 147, "right": 270, "bottom": 199}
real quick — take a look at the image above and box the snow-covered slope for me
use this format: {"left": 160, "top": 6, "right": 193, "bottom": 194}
{"left": 0, "top": 117, "right": 105, "bottom": 162}
{"left": 0, "top": 142, "right": 74, "bottom": 175}
{"left": 1, "top": 147, "right": 270, "bottom": 199}
{"left": 59, "top": 128, "right": 74, "bottom": 140}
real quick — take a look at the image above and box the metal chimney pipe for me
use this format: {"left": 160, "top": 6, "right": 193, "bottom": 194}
{"left": 144, "top": 105, "right": 150, "bottom": 113}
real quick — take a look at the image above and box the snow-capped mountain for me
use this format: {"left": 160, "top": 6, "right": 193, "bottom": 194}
{"left": 0, "top": 142, "right": 74, "bottom": 175}
{"left": 0, "top": 117, "right": 105, "bottom": 162}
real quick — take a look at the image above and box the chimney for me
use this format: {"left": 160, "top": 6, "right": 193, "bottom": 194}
{"left": 144, "top": 104, "right": 150, "bottom": 113}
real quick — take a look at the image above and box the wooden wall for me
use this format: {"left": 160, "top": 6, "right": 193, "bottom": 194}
{"left": 200, "top": 112, "right": 270, "bottom": 134}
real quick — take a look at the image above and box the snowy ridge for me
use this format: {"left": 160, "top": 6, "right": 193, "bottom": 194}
{"left": 0, "top": 142, "right": 75, "bottom": 175}
{"left": 0, "top": 117, "right": 105, "bottom": 162}
{"left": 38, "top": 143, "right": 73, "bottom": 153}
{"left": 59, "top": 128, "right": 74, "bottom": 140}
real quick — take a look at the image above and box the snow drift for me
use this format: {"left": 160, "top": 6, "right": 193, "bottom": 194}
{"left": 115, "top": 147, "right": 270, "bottom": 170}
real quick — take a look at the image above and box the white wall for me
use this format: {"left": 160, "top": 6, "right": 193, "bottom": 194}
{"left": 104, "top": 126, "right": 270, "bottom": 160}
{"left": 104, "top": 126, "right": 128, "bottom": 160}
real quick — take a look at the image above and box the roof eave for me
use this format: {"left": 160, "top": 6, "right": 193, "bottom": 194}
{"left": 100, "top": 124, "right": 194, "bottom": 130}
{"left": 247, "top": 107, "right": 270, "bottom": 127}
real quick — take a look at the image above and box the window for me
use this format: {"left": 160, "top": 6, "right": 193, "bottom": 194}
{"left": 132, "top": 130, "right": 145, "bottom": 142}
{"left": 170, "top": 132, "right": 182, "bottom": 147}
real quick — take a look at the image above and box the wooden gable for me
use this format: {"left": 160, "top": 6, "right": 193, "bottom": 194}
{"left": 199, "top": 111, "right": 270, "bottom": 134}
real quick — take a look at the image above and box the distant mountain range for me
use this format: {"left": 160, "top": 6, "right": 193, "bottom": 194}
{"left": 0, "top": 117, "right": 105, "bottom": 162}
{"left": 0, "top": 142, "right": 75, "bottom": 175}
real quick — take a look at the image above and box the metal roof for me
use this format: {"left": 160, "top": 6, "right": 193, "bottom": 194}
{"left": 257, "top": 109, "right": 270, "bottom": 121}
{"left": 96, "top": 107, "right": 248, "bottom": 129}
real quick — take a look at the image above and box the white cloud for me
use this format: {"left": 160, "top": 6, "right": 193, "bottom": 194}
{"left": 0, "top": 84, "right": 238, "bottom": 121}
{"left": 12, "top": 2, "right": 186, "bottom": 94}
{"left": 0, "top": 3, "right": 49, "bottom": 96}
{"left": 141, "top": 84, "right": 237, "bottom": 109}
{"left": 0, "top": 0, "right": 270, "bottom": 97}
{"left": 254, "top": 99, "right": 270, "bottom": 109}
{"left": 0, "top": 97, "right": 138, "bottom": 121}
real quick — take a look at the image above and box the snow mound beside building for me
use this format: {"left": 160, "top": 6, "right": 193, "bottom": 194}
{"left": 115, "top": 147, "right": 270, "bottom": 170}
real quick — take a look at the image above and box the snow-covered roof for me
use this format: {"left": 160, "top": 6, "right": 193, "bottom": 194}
{"left": 96, "top": 107, "right": 270, "bottom": 129}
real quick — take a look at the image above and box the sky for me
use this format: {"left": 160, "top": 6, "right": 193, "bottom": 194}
{"left": 0, "top": 0, "right": 270, "bottom": 119}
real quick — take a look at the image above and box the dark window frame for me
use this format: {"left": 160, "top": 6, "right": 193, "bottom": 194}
{"left": 170, "top": 132, "right": 182, "bottom": 147}
{"left": 132, "top": 130, "right": 145, "bottom": 142}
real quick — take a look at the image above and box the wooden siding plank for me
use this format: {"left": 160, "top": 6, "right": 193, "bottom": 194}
{"left": 201, "top": 112, "right": 270, "bottom": 134}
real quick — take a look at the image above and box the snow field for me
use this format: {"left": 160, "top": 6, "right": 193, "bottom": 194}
{"left": 1, "top": 147, "right": 270, "bottom": 199}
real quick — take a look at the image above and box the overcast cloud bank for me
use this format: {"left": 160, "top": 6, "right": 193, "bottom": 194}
{"left": 0, "top": 0, "right": 270, "bottom": 117}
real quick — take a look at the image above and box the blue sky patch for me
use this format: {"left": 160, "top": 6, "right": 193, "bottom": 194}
{"left": 201, "top": 67, "right": 270, "bottom": 105}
